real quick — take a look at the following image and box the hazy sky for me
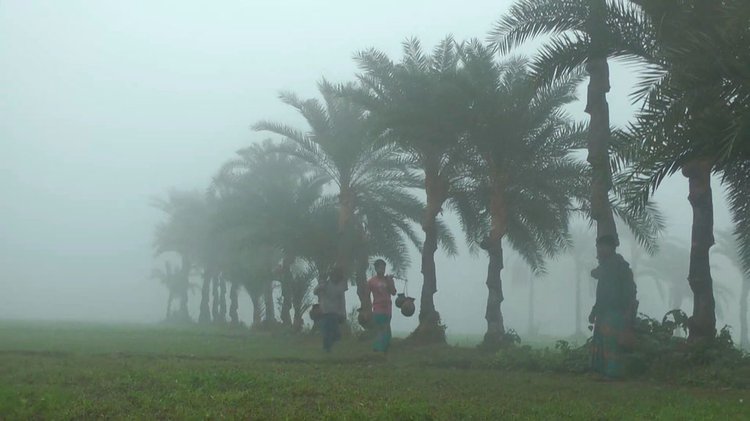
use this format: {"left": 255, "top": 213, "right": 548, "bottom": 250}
{"left": 0, "top": 1, "right": 740, "bottom": 338}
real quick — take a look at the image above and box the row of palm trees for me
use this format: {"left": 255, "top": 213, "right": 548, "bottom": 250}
{"left": 152, "top": 0, "right": 749, "bottom": 347}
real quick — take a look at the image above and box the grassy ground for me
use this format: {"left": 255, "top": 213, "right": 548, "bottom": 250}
{"left": 0, "top": 321, "right": 747, "bottom": 420}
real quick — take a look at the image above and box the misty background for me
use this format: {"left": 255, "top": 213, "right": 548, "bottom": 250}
{"left": 0, "top": 1, "right": 739, "bottom": 339}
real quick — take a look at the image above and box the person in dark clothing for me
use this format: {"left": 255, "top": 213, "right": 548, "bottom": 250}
{"left": 314, "top": 267, "right": 348, "bottom": 352}
{"left": 589, "top": 234, "right": 638, "bottom": 378}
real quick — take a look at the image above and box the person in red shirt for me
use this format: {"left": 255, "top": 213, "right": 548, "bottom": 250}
{"left": 367, "top": 259, "right": 396, "bottom": 352}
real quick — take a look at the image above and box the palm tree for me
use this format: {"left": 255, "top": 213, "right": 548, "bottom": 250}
{"left": 491, "top": 0, "right": 650, "bottom": 250}
{"left": 194, "top": 193, "right": 221, "bottom": 324}
{"left": 151, "top": 261, "right": 194, "bottom": 321}
{"left": 152, "top": 189, "right": 210, "bottom": 322}
{"left": 253, "top": 81, "right": 425, "bottom": 323}
{"left": 459, "top": 42, "right": 589, "bottom": 346}
{"left": 618, "top": 1, "right": 748, "bottom": 341}
{"left": 351, "top": 37, "right": 474, "bottom": 342}
{"left": 212, "top": 140, "right": 327, "bottom": 329}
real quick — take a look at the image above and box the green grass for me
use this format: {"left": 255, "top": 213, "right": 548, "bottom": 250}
{"left": 0, "top": 321, "right": 746, "bottom": 420}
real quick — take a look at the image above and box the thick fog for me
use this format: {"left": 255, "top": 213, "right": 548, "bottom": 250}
{"left": 0, "top": 1, "right": 741, "bottom": 340}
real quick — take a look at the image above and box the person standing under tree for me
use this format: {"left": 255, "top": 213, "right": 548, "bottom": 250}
{"left": 367, "top": 259, "right": 396, "bottom": 353}
{"left": 314, "top": 267, "right": 348, "bottom": 352}
{"left": 589, "top": 235, "right": 638, "bottom": 379}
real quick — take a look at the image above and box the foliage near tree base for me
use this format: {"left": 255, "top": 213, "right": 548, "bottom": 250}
{"left": 478, "top": 328, "right": 522, "bottom": 353}
{"left": 405, "top": 320, "right": 447, "bottom": 345}
{"left": 486, "top": 312, "right": 750, "bottom": 389}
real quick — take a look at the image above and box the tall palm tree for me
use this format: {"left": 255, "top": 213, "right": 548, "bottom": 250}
{"left": 491, "top": 0, "right": 650, "bottom": 250}
{"left": 618, "top": 0, "right": 749, "bottom": 341}
{"left": 351, "top": 37, "right": 474, "bottom": 342}
{"left": 459, "top": 42, "right": 589, "bottom": 346}
{"left": 253, "top": 81, "right": 426, "bottom": 322}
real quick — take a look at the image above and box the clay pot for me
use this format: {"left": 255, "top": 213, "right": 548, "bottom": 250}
{"left": 395, "top": 293, "right": 406, "bottom": 308}
{"left": 309, "top": 303, "right": 322, "bottom": 322}
{"left": 400, "top": 297, "right": 415, "bottom": 317}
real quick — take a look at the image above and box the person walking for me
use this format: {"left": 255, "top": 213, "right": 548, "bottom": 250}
{"left": 314, "top": 267, "right": 348, "bottom": 352}
{"left": 367, "top": 259, "right": 396, "bottom": 353}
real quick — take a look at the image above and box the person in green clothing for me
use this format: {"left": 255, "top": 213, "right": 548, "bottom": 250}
{"left": 589, "top": 234, "right": 638, "bottom": 379}
{"left": 367, "top": 259, "right": 396, "bottom": 353}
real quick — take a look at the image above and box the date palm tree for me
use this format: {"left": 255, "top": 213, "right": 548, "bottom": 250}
{"left": 212, "top": 140, "right": 328, "bottom": 328}
{"left": 350, "top": 37, "right": 475, "bottom": 342}
{"left": 460, "top": 42, "right": 589, "bottom": 346}
{"left": 491, "top": 0, "right": 651, "bottom": 250}
{"left": 152, "top": 189, "right": 210, "bottom": 322}
{"left": 619, "top": 0, "right": 750, "bottom": 341}
{"left": 253, "top": 81, "right": 429, "bottom": 321}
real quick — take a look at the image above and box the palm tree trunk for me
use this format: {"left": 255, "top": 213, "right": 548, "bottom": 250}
{"left": 481, "top": 173, "right": 510, "bottom": 348}
{"left": 199, "top": 270, "right": 212, "bottom": 324}
{"left": 178, "top": 256, "right": 191, "bottom": 322}
{"left": 336, "top": 186, "right": 356, "bottom": 275}
{"left": 575, "top": 259, "right": 583, "bottom": 336}
{"left": 683, "top": 160, "right": 716, "bottom": 342}
{"left": 482, "top": 238, "right": 504, "bottom": 347}
{"left": 280, "top": 258, "right": 294, "bottom": 327}
{"left": 280, "top": 280, "right": 292, "bottom": 326}
{"left": 229, "top": 282, "right": 239, "bottom": 326}
{"left": 218, "top": 276, "right": 227, "bottom": 322}
{"left": 292, "top": 280, "right": 304, "bottom": 333}
{"left": 585, "top": 0, "right": 618, "bottom": 245}
{"left": 412, "top": 166, "right": 448, "bottom": 343}
{"left": 166, "top": 293, "right": 173, "bottom": 321}
{"left": 250, "top": 290, "right": 263, "bottom": 328}
{"left": 355, "top": 255, "right": 373, "bottom": 330}
{"left": 264, "top": 281, "right": 276, "bottom": 325}
{"left": 740, "top": 279, "right": 749, "bottom": 349}
{"left": 211, "top": 275, "right": 221, "bottom": 322}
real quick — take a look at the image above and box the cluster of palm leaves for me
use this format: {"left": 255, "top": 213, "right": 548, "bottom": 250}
{"left": 152, "top": 0, "right": 748, "bottom": 347}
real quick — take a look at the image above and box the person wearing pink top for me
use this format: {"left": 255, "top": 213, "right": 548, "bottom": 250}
{"left": 367, "top": 259, "right": 396, "bottom": 352}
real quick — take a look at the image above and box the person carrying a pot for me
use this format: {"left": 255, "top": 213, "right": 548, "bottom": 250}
{"left": 367, "top": 259, "right": 397, "bottom": 353}
{"left": 313, "top": 266, "right": 348, "bottom": 352}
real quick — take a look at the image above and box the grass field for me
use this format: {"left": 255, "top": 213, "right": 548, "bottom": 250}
{"left": 0, "top": 321, "right": 747, "bottom": 420}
